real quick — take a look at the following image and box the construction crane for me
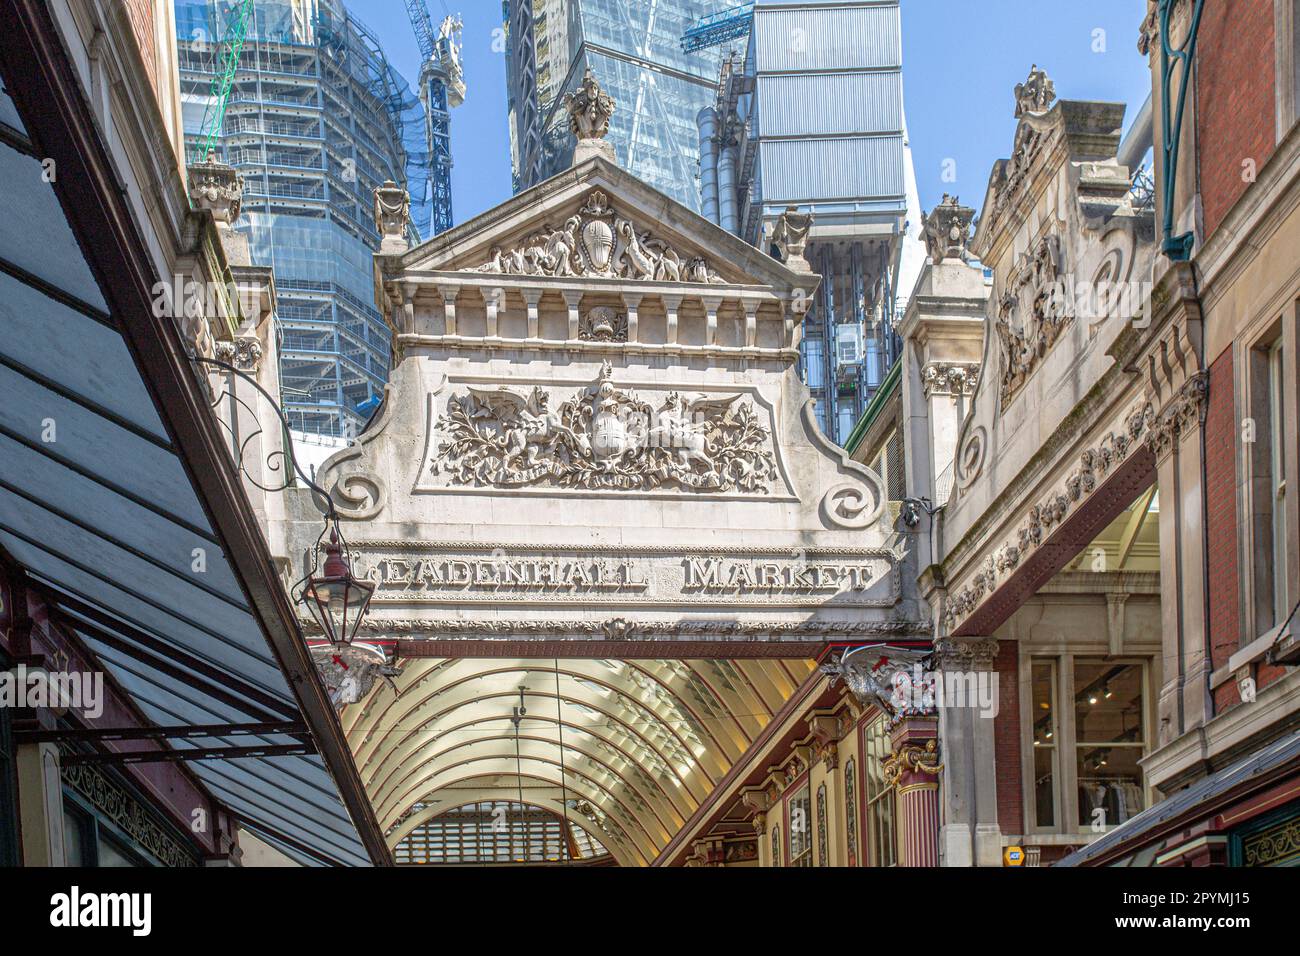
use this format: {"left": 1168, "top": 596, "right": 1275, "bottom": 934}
{"left": 681, "top": 1, "right": 754, "bottom": 53}
{"left": 404, "top": 2, "right": 465, "bottom": 236}
{"left": 192, "top": 0, "right": 256, "bottom": 165}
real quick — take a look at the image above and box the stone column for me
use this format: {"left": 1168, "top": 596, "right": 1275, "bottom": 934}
{"left": 934, "top": 637, "right": 1002, "bottom": 866}
{"left": 1147, "top": 371, "right": 1212, "bottom": 746}
{"left": 885, "top": 718, "right": 941, "bottom": 866}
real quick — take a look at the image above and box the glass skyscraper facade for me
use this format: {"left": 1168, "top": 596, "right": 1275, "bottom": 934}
{"left": 504, "top": 0, "right": 728, "bottom": 211}
{"left": 175, "top": 0, "right": 425, "bottom": 436}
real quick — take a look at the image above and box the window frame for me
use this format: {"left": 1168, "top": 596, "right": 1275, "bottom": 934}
{"left": 861, "top": 713, "right": 898, "bottom": 867}
{"left": 784, "top": 774, "right": 813, "bottom": 867}
{"left": 1244, "top": 318, "right": 1296, "bottom": 641}
{"left": 1021, "top": 654, "right": 1153, "bottom": 836}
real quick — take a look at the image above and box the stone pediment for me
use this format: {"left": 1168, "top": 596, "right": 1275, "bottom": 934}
{"left": 266, "top": 154, "right": 926, "bottom": 650}
{"left": 380, "top": 156, "right": 807, "bottom": 293}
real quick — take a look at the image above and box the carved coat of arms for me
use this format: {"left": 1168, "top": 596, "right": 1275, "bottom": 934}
{"left": 434, "top": 363, "right": 778, "bottom": 493}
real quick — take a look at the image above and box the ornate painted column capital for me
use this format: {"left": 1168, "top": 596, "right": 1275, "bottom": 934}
{"left": 882, "top": 738, "right": 943, "bottom": 790}
{"left": 886, "top": 718, "right": 942, "bottom": 866}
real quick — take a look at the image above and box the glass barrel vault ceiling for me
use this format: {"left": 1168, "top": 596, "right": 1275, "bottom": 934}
{"left": 349, "top": 657, "right": 815, "bottom": 866}
{"left": 0, "top": 97, "right": 370, "bottom": 866}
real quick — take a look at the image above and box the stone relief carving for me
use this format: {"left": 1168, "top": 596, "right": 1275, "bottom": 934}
{"left": 432, "top": 361, "right": 777, "bottom": 493}
{"left": 1014, "top": 63, "right": 1056, "bottom": 118}
{"left": 954, "top": 424, "right": 988, "bottom": 491}
{"left": 922, "top": 362, "right": 980, "bottom": 398}
{"left": 1143, "top": 371, "right": 1208, "bottom": 459}
{"left": 994, "top": 232, "right": 1070, "bottom": 404}
{"left": 579, "top": 306, "right": 628, "bottom": 342}
{"left": 922, "top": 194, "right": 975, "bottom": 264}
{"left": 939, "top": 384, "right": 1200, "bottom": 633}
{"left": 472, "top": 190, "right": 725, "bottom": 284}
{"left": 993, "top": 121, "right": 1049, "bottom": 218}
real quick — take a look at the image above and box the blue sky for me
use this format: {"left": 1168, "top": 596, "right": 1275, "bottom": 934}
{"left": 359, "top": 0, "right": 1153, "bottom": 226}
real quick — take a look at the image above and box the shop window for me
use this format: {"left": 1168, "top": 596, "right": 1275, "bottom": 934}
{"left": 863, "top": 714, "right": 897, "bottom": 866}
{"left": 1074, "top": 661, "right": 1147, "bottom": 829}
{"left": 1031, "top": 660, "right": 1057, "bottom": 828}
{"left": 787, "top": 784, "right": 812, "bottom": 867}
{"left": 1027, "top": 657, "right": 1149, "bottom": 833}
{"left": 62, "top": 798, "right": 148, "bottom": 867}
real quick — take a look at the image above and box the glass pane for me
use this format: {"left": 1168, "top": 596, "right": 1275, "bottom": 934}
{"left": 1033, "top": 743, "right": 1055, "bottom": 828}
{"left": 1032, "top": 661, "right": 1055, "bottom": 742}
{"left": 97, "top": 834, "right": 143, "bottom": 867}
{"left": 1076, "top": 746, "right": 1145, "bottom": 828}
{"left": 62, "top": 808, "right": 87, "bottom": 866}
{"left": 788, "top": 786, "right": 811, "bottom": 865}
{"left": 1073, "top": 663, "right": 1143, "bottom": 744}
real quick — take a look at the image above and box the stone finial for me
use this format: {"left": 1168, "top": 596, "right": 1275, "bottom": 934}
{"left": 922, "top": 194, "right": 975, "bottom": 264}
{"left": 564, "top": 68, "right": 617, "bottom": 165}
{"left": 188, "top": 152, "right": 243, "bottom": 226}
{"left": 1013, "top": 64, "right": 1056, "bottom": 118}
{"left": 771, "top": 206, "right": 813, "bottom": 272}
{"left": 374, "top": 180, "right": 410, "bottom": 254}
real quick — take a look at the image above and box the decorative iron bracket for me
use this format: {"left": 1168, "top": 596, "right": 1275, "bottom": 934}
{"left": 1158, "top": 0, "right": 1206, "bottom": 261}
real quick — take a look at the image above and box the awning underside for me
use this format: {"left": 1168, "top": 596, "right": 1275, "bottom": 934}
{"left": 0, "top": 129, "right": 368, "bottom": 866}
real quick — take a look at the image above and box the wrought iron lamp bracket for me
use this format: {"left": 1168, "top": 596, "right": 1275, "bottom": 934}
{"left": 1158, "top": 0, "right": 1206, "bottom": 261}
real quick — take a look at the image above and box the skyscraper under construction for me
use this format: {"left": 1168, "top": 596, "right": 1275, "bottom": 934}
{"left": 174, "top": 0, "right": 435, "bottom": 437}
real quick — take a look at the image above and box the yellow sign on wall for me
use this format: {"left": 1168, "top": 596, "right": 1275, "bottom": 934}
{"left": 1003, "top": 846, "right": 1025, "bottom": 866}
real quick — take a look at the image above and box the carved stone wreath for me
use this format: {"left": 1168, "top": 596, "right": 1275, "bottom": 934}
{"left": 471, "top": 190, "right": 725, "bottom": 284}
{"left": 433, "top": 361, "right": 777, "bottom": 493}
{"left": 995, "top": 232, "right": 1070, "bottom": 404}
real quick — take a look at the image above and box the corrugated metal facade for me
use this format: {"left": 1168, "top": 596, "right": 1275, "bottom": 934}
{"left": 751, "top": 1, "right": 906, "bottom": 209}
{"left": 760, "top": 135, "right": 904, "bottom": 202}
{"left": 756, "top": 72, "right": 903, "bottom": 137}
{"left": 753, "top": 3, "right": 901, "bottom": 72}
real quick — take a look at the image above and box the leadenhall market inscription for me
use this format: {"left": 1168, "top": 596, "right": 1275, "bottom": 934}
{"left": 348, "top": 544, "right": 899, "bottom": 608}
